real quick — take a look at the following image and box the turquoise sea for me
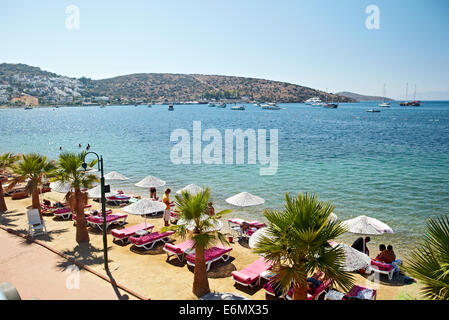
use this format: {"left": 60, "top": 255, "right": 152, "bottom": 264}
{"left": 1, "top": 102, "right": 449, "bottom": 255}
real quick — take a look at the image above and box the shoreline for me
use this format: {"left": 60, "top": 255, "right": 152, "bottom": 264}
{"left": 0, "top": 189, "right": 423, "bottom": 300}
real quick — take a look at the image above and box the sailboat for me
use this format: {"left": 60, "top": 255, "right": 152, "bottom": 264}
{"left": 378, "top": 83, "right": 391, "bottom": 107}
{"left": 400, "top": 83, "right": 410, "bottom": 106}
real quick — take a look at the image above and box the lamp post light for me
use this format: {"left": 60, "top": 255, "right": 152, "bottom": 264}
{"left": 82, "top": 151, "right": 110, "bottom": 271}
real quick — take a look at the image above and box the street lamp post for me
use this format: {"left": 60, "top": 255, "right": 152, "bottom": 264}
{"left": 82, "top": 151, "right": 110, "bottom": 271}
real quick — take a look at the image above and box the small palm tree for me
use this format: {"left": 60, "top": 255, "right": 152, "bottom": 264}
{"left": 8, "top": 153, "right": 56, "bottom": 220}
{"left": 253, "top": 193, "right": 354, "bottom": 300}
{"left": 405, "top": 215, "right": 449, "bottom": 300}
{"left": 163, "top": 187, "right": 231, "bottom": 297}
{"left": 51, "top": 152, "right": 98, "bottom": 244}
{"left": 0, "top": 152, "right": 20, "bottom": 213}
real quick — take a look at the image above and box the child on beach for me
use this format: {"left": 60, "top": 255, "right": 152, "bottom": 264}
{"left": 207, "top": 202, "right": 215, "bottom": 216}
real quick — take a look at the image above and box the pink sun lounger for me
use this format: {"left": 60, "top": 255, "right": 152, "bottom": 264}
{"left": 111, "top": 223, "right": 154, "bottom": 244}
{"left": 231, "top": 257, "right": 273, "bottom": 287}
{"left": 86, "top": 214, "right": 128, "bottom": 231}
{"left": 163, "top": 240, "right": 194, "bottom": 262}
{"left": 129, "top": 231, "right": 175, "bottom": 250}
{"left": 285, "top": 279, "right": 333, "bottom": 300}
{"left": 227, "top": 218, "right": 266, "bottom": 229}
{"left": 264, "top": 278, "right": 332, "bottom": 300}
{"left": 366, "top": 260, "right": 395, "bottom": 280}
{"left": 344, "top": 285, "right": 377, "bottom": 300}
{"left": 186, "top": 246, "right": 232, "bottom": 271}
{"left": 53, "top": 207, "right": 72, "bottom": 220}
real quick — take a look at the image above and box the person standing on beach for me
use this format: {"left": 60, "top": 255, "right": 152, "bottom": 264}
{"left": 149, "top": 187, "right": 158, "bottom": 200}
{"left": 351, "top": 236, "right": 371, "bottom": 255}
{"left": 162, "top": 188, "right": 171, "bottom": 227}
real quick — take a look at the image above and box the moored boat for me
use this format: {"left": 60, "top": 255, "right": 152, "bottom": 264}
{"left": 230, "top": 105, "right": 245, "bottom": 110}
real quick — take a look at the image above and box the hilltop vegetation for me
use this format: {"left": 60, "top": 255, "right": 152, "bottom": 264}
{"left": 0, "top": 63, "right": 355, "bottom": 105}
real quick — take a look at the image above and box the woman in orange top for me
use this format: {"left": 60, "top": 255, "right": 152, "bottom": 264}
{"left": 162, "top": 188, "right": 171, "bottom": 227}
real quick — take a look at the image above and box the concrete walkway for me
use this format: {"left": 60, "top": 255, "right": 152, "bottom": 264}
{"left": 0, "top": 228, "right": 137, "bottom": 300}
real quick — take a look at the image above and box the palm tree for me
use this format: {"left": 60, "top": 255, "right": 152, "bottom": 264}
{"left": 51, "top": 152, "right": 98, "bottom": 244}
{"left": 405, "top": 215, "right": 449, "bottom": 300}
{"left": 8, "top": 153, "right": 56, "bottom": 220}
{"left": 0, "top": 152, "right": 20, "bottom": 213}
{"left": 163, "top": 187, "right": 231, "bottom": 297}
{"left": 253, "top": 193, "right": 354, "bottom": 300}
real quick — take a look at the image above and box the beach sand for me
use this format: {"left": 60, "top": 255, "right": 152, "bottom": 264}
{"left": 0, "top": 190, "right": 423, "bottom": 300}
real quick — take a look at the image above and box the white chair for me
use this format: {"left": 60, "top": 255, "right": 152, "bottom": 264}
{"left": 27, "top": 209, "right": 47, "bottom": 237}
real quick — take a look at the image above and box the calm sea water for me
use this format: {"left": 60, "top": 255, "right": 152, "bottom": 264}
{"left": 1, "top": 102, "right": 449, "bottom": 254}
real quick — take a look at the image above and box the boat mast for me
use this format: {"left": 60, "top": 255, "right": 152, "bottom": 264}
{"left": 413, "top": 84, "right": 417, "bottom": 101}
{"left": 405, "top": 83, "right": 409, "bottom": 101}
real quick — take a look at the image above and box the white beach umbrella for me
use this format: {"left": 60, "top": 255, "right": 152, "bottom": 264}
{"left": 123, "top": 198, "right": 167, "bottom": 227}
{"left": 177, "top": 214, "right": 223, "bottom": 232}
{"left": 104, "top": 171, "right": 129, "bottom": 181}
{"left": 328, "top": 212, "right": 338, "bottom": 222}
{"left": 49, "top": 181, "right": 73, "bottom": 193}
{"left": 342, "top": 215, "right": 394, "bottom": 235}
{"left": 331, "top": 243, "right": 372, "bottom": 272}
{"left": 176, "top": 184, "right": 204, "bottom": 195}
{"left": 225, "top": 192, "right": 265, "bottom": 207}
{"left": 135, "top": 175, "right": 166, "bottom": 188}
{"left": 87, "top": 185, "right": 119, "bottom": 199}
{"left": 248, "top": 227, "right": 273, "bottom": 249}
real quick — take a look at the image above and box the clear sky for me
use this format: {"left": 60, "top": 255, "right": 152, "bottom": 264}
{"left": 1, "top": 0, "right": 448, "bottom": 99}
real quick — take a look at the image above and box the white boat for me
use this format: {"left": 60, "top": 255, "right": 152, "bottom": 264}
{"left": 216, "top": 103, "right": 226, "bottom": 108}
{"left": 367, "top": 109, "right": 381, "bottom": 113}
{"left": 168, "top": 104, "right": 174, "bottom": 111}
{"left": 378, "top": 84, "right": 391, "bottom": 107}
{"left": 208, "top": 103, "right": 216, "bottom": 107}
{"left": 24, "top": 106, "right": 33, "bottom": 110}
{"left": 305, "top": 97, "right": 322, "bottom": 105}
{"left": 231, "top": 105, "right": 245, "bottom": 110}
{"left": 261, "top": 102, "right": 281, "bottom": 110}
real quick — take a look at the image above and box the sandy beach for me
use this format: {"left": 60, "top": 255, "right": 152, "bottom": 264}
{"left": 0, "top": 188, "right": 423, "bottom": 300}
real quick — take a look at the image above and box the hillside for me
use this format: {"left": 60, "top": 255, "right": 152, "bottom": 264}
{"left": 86, "top": 73, "right": 355, "bottom": 103}
{"left": 337, "top": 91, "right": 395, "bottom": 102}
{"left": 0, "top": 63, "right": 355, "bottom": 105}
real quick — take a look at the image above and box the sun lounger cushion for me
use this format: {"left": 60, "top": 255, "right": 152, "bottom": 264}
{"left": 370, "top": 260, "right": 394, "bottom": 271}
{"left": 231, "top": 257, "right": 272, "bottom": 285}
{"left": 54, "top": 207, "right": 71, "bottom": 214}
{"left": 346, "top": 285, "right": 377, "bottom": 300}
{"left": 87, "top": 214, "right": 127, "bottom": 224}
{"left": 186, "top": 246, "right": 232, "bottom": 265}
{"left": 111, "top": 223, "right": 154, "bottom": 240}
{"left": 129, "top": 231, "right": 174, "bottom": 246}
{"left": 228, "top": 218, "right": 265, "bottom": 228}
{"left": 164, "top": 240, "right": 194, "bottom": 255}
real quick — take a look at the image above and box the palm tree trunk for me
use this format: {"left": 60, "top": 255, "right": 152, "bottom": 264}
{"left": 192, "top": 246, "right": 210, "bottom": 297}
{"left": 0, "top": 180, "right": 7, "bottom": 213}
{"left": 31, "top": 187, "right": 42, "bottom": 220}
{"left": 74, "top": 189, "right": 89, "bottom": 244}
{"left": 292, "top": 278, "right": 308, "bottom": 300}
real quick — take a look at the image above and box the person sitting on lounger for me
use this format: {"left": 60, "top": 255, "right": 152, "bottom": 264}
{"left": 43, "top": 199, "right": 51, "bottom": 206}
{"left": 375, "top": 244, "right": 387, "bottom": 261}
{"left": 386, "top": 245, "right": 402, "bottom": 273}
{"left": 55, "top": 202, "right": 65, "bottom": 208}
{"left": 351, "top": 236, "right": 371, "bottom": 255}
{"left": 307, "top": 271, "right": 324, "bottom": 295}
{"left": 207, "top": 202, "right": 215, "bottom": 216}
{"left": 239, "top": 221, "right": 257, "bottom": 238}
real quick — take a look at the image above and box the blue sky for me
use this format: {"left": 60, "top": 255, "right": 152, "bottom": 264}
{"left": 1, "top": 0, "right": 448, "bottom": 99}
